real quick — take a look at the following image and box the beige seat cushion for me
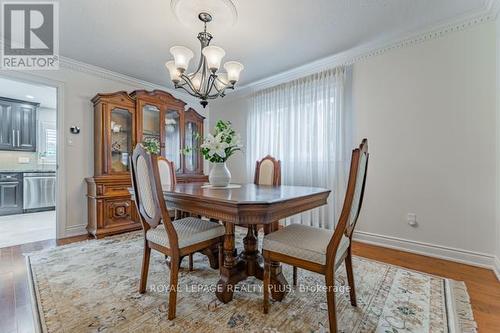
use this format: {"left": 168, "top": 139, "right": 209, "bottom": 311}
{"left": 262, "top": 224, "right": 350, "bottom": 266}
{"left": 146, "top": 217, "right": 225, "bottom": 249}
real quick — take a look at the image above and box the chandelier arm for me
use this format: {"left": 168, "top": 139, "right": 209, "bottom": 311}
{"left": 179, "top": 73, "right": 202, "bottom": 96}
{"left": 175, "top": 84, "right": 200, "bottom": 98}
{"left": 212, "top": 74, "right": 231, "bottom": 95}
{"left": 206, "top": 92, "right": 225, "bottom": 99}
{"left": 206, "top": 74, "right": 216, "bottom": 95}
{"left": 206, "top": 75, "right": 220, "bottom": 96}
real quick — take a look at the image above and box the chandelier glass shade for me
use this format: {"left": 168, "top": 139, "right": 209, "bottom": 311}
{"left": 165, "top": 12, "right": 244, "bottom": 108}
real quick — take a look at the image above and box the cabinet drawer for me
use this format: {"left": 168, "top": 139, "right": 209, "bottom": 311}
{"left": 103, "top": 197, "right": 137, "bottom": 227}
{"left": 101, "top": 184, "right": 131, "bottom": 196}
{"left": 0, "top": 173, "right": 21, "bottom": 182}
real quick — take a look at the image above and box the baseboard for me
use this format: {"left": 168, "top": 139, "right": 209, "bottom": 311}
{"left": 63, "top": 224, "right": 88, "bottom": 238}
{"left": 353, "top": 230, "right": 498, "bottom": 275}
{"left": 494, "top": 256, "right": 500, "bottom": 281}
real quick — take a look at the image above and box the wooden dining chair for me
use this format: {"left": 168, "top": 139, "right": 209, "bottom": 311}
{"left": 157, "top": 157, "right": 178, "bottom": 218}
{"left": 130, "top": 144, "right": 225, "bottom": 320}
{"left": 262, "top": 139, "right": 369, "bottom": 333}
{"left": 157, "top": 156, "right": 176, "bottom": 190}
{"left": 254, "top": 155, "right": 281, "bottom": 186}
{"left": 250, "top": 155, "right": 282, "bottom": 237}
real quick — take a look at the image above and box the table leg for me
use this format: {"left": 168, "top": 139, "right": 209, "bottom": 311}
{"left": 240, "top": 225, "right": 263, "bottom": 279}
{"left": 264, "top": 222, "right": 288, "bottom": 301}
{"left": 216, "top": 222, "right": 246, "bottom": 303}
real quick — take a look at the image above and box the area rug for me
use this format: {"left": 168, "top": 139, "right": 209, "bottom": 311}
{"left": 26, "top": 229, "right": 477, "bottom": 333}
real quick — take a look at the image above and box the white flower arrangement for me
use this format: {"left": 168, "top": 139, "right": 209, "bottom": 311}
{"left": 200, "top": 120, "right": 242, "bottom": 163}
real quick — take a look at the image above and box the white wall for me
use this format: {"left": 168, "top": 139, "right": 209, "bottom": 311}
{"left": 210, "top": 21, "right": 498, "bottom": 267}
{"left": 209, "top": 97, "right": 249, "bottom": 183}
{"left": 0, "top": 65, "right": 207, "bottom": 237}
{"left": 496, "top": 17, "right": 500, "bottom": 277}
{"left": 352, "top": 22, "right": 496, "bottom": 257}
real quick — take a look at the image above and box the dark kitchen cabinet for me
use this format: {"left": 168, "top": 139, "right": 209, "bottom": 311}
{"left": 0, "top": 97, "right": 38, "bottom": 152}
{"left": 0, "top": 100, "right": 14, "bottom": 149}
{"left": 0, "top": 173, "right": 23, "bottom": 216}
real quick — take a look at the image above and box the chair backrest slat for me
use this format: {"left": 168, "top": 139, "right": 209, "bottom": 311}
{"left": 254, "top": 155, "right": 281, "bottom": 186}
{"left": 326, "top": 139, "right": 369, "bottom": 265}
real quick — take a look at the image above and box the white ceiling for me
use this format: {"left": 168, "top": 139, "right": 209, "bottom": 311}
{"left": 59, "top": 0, "right": 489, "bottom": 87}
{"left": 0, "top": 78, "right": 57, "bottom": 109}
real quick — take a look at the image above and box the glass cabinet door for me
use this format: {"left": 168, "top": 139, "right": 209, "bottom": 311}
{"left": 142, "top": 104, "right": 160, "bottom": 141}
{"left": 184, "top": 121, "right": 200, "bottom": 172}
{"left": 110, "top": 107, "right": 133, "bottom": 173}
{"left": 164, "top": 110, "right": 181, "bottom": 172}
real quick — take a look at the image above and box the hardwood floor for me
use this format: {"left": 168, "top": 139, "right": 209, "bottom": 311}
{"left": 0, "top": 235, "right": 89, "bottom": 333}
{"left": 0, "top": 236, "right": 498, "bottom": 332}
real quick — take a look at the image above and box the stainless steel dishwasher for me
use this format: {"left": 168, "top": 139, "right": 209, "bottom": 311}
{"left": 23, "top": 172, "right": 56, "bottom": 212}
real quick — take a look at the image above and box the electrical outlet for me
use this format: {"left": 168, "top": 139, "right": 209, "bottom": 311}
{"left": 407, "top": 213, "right": 418, "bottom": 227}
{"left": 18, "top": 157, "right": 30, "bottom": 164}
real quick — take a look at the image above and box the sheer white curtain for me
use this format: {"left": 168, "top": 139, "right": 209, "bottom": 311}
{"left": 247, "top": 67, "right": 352, "bottom": 229}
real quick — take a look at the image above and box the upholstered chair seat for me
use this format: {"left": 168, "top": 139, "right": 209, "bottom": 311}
{"left": 262, "top": 224, "right": 350, "bottom": 266}
{"left": 147, "top": 217, "right": 225, "bottom": 249}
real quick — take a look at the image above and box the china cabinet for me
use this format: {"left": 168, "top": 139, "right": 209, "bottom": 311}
{"left": 86, "top": 90, "right": 207, "bottom": 238}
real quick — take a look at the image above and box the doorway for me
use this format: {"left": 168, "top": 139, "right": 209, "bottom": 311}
{"left": 0, "top": 77, "right": 58, "bottom": 248}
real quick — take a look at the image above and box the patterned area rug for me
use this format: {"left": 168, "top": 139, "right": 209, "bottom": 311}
{"left": 27, "top": 229, "right": 477, "bottom": 332}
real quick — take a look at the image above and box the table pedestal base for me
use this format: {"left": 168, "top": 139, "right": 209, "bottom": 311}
{"left": 216, "top": 223, "right": 287, "bottom": 303}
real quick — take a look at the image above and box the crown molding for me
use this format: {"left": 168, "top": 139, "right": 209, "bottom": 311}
{"left": 58, "top": 56, "right": 207, "bottom": 113}
{"left": 226, "top": 0, "right": 499, "bottom": 101}
{"left": 0, "top": 38, "right": 208, "bottom": 113}
{"left": 59, "top": 56, "right": 169, "bottom": 91}
{"left": 487, "top": 0, "right": 500, "bottom": 18}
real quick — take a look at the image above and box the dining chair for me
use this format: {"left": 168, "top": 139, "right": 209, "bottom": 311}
{"left": 130, "top": 144, "right": 225, "bottom": 320}
{"left": 157, "top": 157, "right": 178, "bottom": 217}
{"left": 250, "top": 155, "right": 282, "bottom": 238}
{"left": 262, "top": 139, "right": 369, "bottom": 333}
{"left": 254, "top": 155, "right": 281, "bottom": 186}
{"left": 157, "top": 156, "right": 176, "bottom": 190}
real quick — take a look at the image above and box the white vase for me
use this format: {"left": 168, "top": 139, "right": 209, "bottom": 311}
{"left": 209, "top": 162, "right": 231, "bottom": 187}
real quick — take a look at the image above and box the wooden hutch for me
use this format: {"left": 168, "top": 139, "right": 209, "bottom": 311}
{"left": 86, "top": 90, "right": 207, "bottom": 238}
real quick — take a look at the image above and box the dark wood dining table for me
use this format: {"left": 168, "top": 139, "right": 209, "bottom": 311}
{"left": 162, "top": 183, "right": 331, "bottom": 303}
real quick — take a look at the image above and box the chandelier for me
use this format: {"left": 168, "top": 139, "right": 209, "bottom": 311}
{"left": 165, "top": 12, "right": 244, "bottom": 108}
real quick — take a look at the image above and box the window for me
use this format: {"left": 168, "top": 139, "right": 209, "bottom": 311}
{"left": 247, "top": 67, "right": 352, "bottom": 229}
{"left": 39, "top": 121, "right": 57, "bottom": 164}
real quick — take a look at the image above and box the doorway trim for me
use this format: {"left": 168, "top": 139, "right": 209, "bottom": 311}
{"left": 0, "top": 72, "right": 66, "bottom": 239}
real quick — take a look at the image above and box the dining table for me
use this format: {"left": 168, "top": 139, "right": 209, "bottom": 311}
{"left": 161, "top": 183, "right": 331, "bottom": 303}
